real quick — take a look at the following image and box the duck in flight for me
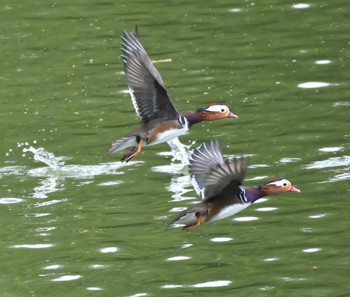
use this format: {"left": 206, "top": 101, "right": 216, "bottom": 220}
{"left": 170, "top": 140, "right": 300, "bottom": 230}
{"left": 108, "top": 29, "right": 238, "bottom": 162}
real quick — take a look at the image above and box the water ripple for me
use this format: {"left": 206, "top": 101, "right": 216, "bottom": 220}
{"left": 304, "top": 156, "right": 350, "bottom": 169}
{"left": 292, "top": 3, "right": 310, "bottom": 9}
{"left": 51, "top": 275, "right": 81, "bottom": 282}
{"left": 43, "top": 264, "right": 62, "bottom": 270}
{"left": 298, "top": 82, "right": 330, "bottom": 89}
{"left": 11, "top": 243, "right": 54, "bottom": 249}
{"left": 319, "top": 146, "right": 343, "bottom": 153}
{"left": 87, "top": 287, "right": 104, "bottom": 291}
{"left": 233, "top": 216, "right": 259, "bottom": 222}
{"left": 315, "top": 60, "right": 331, "bottom": 65}
{"left": 210, "top": 237, "right": 233, "bottom": 242}
{"left": 328, "top": 172, "right": 350, "bottom": 182}
{"left": 33, "top": 199, "right": 67, "bottom": 208}
{"left": 166, "top": 256, "right": 191, "bottom": 261}
{"left": 278, "top": 157, "right": 301, "bottom": 164}
{"left": 281, "top": 276, "right": 306, "bottom": 282}
{"left": 303, "top": 248, "right": 321, "bottom": 253}
{"left": 99, "top": 247, "right": 118, "bottom": 253}
{"left": 255, "top": 207, "right": 278, "bottom": 212}
{"left": 309, "top": 214, "right": 327, "bottom": 219}
{"left": 192, "top": 280, "right": 232, "bottom": 288}
{"left": 162, "top": 280, "right": 232, "bottom": 289}
{"left": 0, "top": 197, "right": 23, "bottom": 204}
{"left": 264, "top": 257, "right": 279, "bottom": 262}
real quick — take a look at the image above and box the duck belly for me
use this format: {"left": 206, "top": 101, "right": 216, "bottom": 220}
{"left": 148, "top": 126, "right": 188, "bottom": 146}
{"left": 210, "top": 203, "right": 250, "bottom": 221}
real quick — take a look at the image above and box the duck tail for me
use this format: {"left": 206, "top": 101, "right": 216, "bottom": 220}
{"left": 108, "top": 136, "right": 137, "bottom": 154}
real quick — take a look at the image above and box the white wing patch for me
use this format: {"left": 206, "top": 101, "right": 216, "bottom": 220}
{"left": 191, "top": 176, "right": 205, "bottom": 199}
{"left": 128, "top": 88, "right": 142, "bottom": 119}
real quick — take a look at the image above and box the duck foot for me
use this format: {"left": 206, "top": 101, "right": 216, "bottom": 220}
{"left": 121, "top": 139, "right": 144, "bottom": 162}
{"left": 183, "top": 214, "right": 203, "bottom": 231}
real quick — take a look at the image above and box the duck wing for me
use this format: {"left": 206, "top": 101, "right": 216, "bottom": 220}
{"left": 121, "top": 30, "right": 179, "bottom": 123}
{"left": 189, "top": 140, "right": 248, "bottom": 199}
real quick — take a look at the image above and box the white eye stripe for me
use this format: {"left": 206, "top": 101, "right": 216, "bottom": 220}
{"left": 206, "top": 105, "right": 228, "bottom": 112}
{"left": 273, "top": 179, "right": 290, "bottom": 187}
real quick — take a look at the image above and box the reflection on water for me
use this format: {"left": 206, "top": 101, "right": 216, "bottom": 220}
{"left": 0, "top": 197, "right": 23, "bottom": 204}
{"left": 305, "top": 156, "right": 350, "bottom": 169}
{"left": 233, "top": 216, "right": 259, "bottom": 222}
{"left": 166, "top": 256, "right": 191, "bottom": 261}
{"left": 291, "top": 3, "right": 310, "bottom": 9}
{"left": 210, "top": 237, "right": 233, "bottom": 242}
{"left": 12, "top": 244, "right": 54, "bottom": 249}
{"left": 162, "top": 280, "right": 232, "bottom": 289}
{"left": 297, "top": 82, "right": 331, "bottom": 89}
{"left": 319, "top": 146, "right": 343, "bottom": 153}
{"left": 51, "top": 275, "right": 82, "bottom": 282}
{"left": 303, "top": 248, "right": 321, "bottom": 253}
{"left": 2, "top": 0, "right": 350, "bottom": 295}
{"left": 304, "top": 154, "right": 350, "bottom": 183}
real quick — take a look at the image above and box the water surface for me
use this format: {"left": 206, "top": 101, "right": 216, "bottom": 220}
{"left": 1, "top": 0, "right": 350, "bottom": 296}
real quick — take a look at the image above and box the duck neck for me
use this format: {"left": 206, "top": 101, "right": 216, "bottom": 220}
{"left": 182, "top": 111, "right": 202, "bottom": 128}
{"left": 244, "top": 187, "right": 266, "bottom": 203}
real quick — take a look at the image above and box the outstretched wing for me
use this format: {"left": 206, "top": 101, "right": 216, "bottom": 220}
{"left": 121, "top": 30, "right": 179, "bottom": 123}
{"left": 189, "top": 140, "right": 248, "bottom": 199}
{"left": 189, "top": 140, "right": 225, "bottom": 177}
{"left": 189, "top": 140, "right": 224, "bottom": 199}
{"left": 204, "top": 156, "right": 248, "bottom": 199}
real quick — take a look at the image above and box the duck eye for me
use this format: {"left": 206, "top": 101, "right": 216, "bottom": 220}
{"left": 221, "top": 108, "right": 225, "bottom": 112}
{"left": 283, "top": 183, "right": 288, "bottom": 187}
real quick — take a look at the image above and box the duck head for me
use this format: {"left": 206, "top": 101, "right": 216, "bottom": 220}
{"left": 260, "top": 178, "right": 300, "bottom": 196}
{"left": 197, "top": 104, "right": 238, "bottom": 121}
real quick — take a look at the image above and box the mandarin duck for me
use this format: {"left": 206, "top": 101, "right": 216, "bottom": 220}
{"left": 108, "top": 29, "right": 237, "bottom": 162}
{"left": 170, "top": 140, "right": 300, "bottom": 230}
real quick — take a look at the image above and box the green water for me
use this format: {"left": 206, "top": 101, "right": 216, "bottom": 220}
{"left": 1, "top": 0, "right": 350, "bottom": 296}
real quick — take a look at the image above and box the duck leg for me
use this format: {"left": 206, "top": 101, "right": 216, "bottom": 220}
{"left": 121, "top": 139, "right": 144, "bottom": 162}
{"left": 184, "top": 213, "right": 203, "bottom": 231}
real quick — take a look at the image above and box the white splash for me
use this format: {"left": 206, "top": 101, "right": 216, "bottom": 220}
{"left": 23, "top": 146, "right": 65, "bottom": 170}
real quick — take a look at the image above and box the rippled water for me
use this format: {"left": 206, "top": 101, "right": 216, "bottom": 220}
{"left": 1, "top": 0, "right": 350, "bottom": 296}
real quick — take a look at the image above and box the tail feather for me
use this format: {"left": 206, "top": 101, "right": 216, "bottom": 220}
{"left": 170, "top": 209, "right": 197, "bottom": 227}
{"left": 108, "top": 136, "right": 137, "bottom": 154}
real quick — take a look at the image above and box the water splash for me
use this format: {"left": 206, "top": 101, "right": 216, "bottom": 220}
{"left": 20, "top": 145, "right": 139, "bottom": 179}
{"left": 6, "top": 145, "right": 141, "bottom": 198}
{"left": 22, "top": 146, "right": 65, "bottom": 170}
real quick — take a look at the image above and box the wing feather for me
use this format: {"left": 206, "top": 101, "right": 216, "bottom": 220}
{"left": 121, "top": 30, "right": 179, "bottom": 123}
{"left": 189, "top": 140, "right": 248, "bottom": 199}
